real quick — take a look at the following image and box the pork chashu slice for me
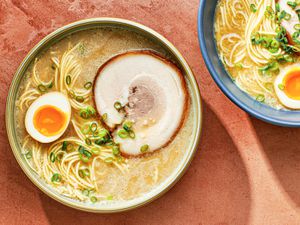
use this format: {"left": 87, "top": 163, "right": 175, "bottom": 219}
{"left": 93, "top": 51, "right": 188, "bottom": 156}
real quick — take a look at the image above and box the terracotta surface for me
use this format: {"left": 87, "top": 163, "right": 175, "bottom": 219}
{"left": 1, "top": 0, "right": 300, "bottom": 224}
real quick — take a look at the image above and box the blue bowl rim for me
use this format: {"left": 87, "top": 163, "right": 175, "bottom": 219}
{"left": 198, "top": 0, "right": 300, "bottom": 127}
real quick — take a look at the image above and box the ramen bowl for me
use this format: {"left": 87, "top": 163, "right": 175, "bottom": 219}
{"left": 198, "top": 0, "right": 300, "bottom": 127}
{"left": 6, "top": 18, "right": 202, "bottom": 212}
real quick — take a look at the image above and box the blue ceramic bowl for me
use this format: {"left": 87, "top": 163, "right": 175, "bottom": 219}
{"left": 198, "top": 0, "right": 300, "bottom": 127}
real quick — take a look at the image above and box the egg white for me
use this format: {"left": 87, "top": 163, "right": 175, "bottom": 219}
{"left": 274, "top": 63, "right": 300, "bottom": 109}
{"left": 25, "top": 92, "right": 71, "bottom": 143}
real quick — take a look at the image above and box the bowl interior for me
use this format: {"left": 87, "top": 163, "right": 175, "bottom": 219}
{"left": 6, "top": 18, "right": 202, "bottom": 212}
{"left": 198, "top": 0, "right": 300, "bottom": 127}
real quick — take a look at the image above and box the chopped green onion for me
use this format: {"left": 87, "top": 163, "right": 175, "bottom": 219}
{"left": 90, "top": 196, "right": 97, "bottom": 203}
{"left": 78, "top": 146, "right": 92, "bottom": 163}
{"left": 285, "top": 12, "right": 292, "bottom": 20}
{"left": 256, "top": 94, "right": 265, "bottom": 102}
{"left": 48, "top": 82, "right": 53, "bottom": 89}
{"left": 294, "top": 24, "right": 300, "bottom": 30}
{"left": 123, "top": 121, "right": 133, "bottom": 132}
{"left": 82, "top": 189, "right": 90, "bottom": 196}
{"left": 66, "top": 75, "right": 71, "bottom": 85}
{"left": 102, "top": 113, "right": 108, "bottom": 122}
{"left": 128, "top": 130, "right": 135, "bottom": 139}
{"left": 117, "top": 129, "right": 128, "bottom": 139}
{"left": 90, "top": 122, "right": 98, "bottom": 133}
{"left": 62, "top": 141, "right": 68, "bottom": 151}
{"left": 112, "top": 146, "right": 120, "bottom": 156}
{"left": 278, "top": 84, "right": 285, "bottom": 90}
{"left": 79, "top": 106, "right": 96, "bottom": 119}
{"left": 114, "top": 101, "right": 122, "bottom": 111}
{"left": 50, "top": 152, "right": 56, "bottom": 163}
{"left": 85, "top": 138, "right": 92, "bottom": 145}
{"left": 25, "top": 151, "right": 32, "bottom": 159}
{"left": 140, "top": 144, "right": 149, "bottom": 153}
{"left": 68, "top": 90, "right": 75, "bottom": 98}
{"left": 98, "top": 129, "right": 109, "bottom": 138}
{"left": 250, "top": 4, "right": 257, "bottom": 12}
{"left": 79, "top": 168, "right": 90, "bottom": 178}
{"left": 76, "top": 96, "right": 84, "bottom": 103}
{"left": 51, "top": 173, "right": 61, "bottom": 183}
{"left": 287, "top": 1, "right": 297, "bottom": 9}
{"left": 275, "top": 3, "right": 280, "bottom": 12}
{"left": 37, "top": 84, "right": 47, "bottom": 93}
{"left": 84, "top": 82, "right": 92, "bottom": 90}
{"left": 78, "top": 43, "right": 86, "bottom": 55}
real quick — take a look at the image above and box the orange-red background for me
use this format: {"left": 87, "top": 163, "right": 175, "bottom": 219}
{"left": 1, "top": 0, "right": 300, "bottom": 224}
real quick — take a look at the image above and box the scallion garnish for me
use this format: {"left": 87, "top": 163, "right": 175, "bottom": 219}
{"left": 51, "top": 173, "right": 61, "bottom": 183}
{"left": 85, "top": 138, "right": 92, "bottom": 145}
{"left": 278, "top": 84, "right": 285, "bottom": 90}
{"left": 117, "top": 129, "right": 129, "bottom": 139}
{"left": 50, "top": 152, "right": 56, "bottom": 163}
{"left": 128, "top": 130, "right": 135, "bottom": 139}
{"left": 37, "top": 84, "right": 47, "bottom": 93}
{"left": 75, "top": 96, "right": 84, "bottom": 103}
{"left": 78, "top": 146, "right": 92, "bottom": 163}
{"left": 256, "top": 94, "right": 265, "bottom": 102}
{"left": 84, "top": 82, "right": 92, "bottom": 90}
{"left": 112, "top": 146, "right": 120, "bottom": 156}
{"left": 90, "top": 122, "right": 98, "bottom": 133}
{"left": 62, "top": 141, "right": 68, "bottom": 151}
{"left": 102, "top": 113, "right": 108, "bottom": 122}
{"left": 114, "top": 101, "right": 123, "bottom": 111}
{"left": 66, "top": 75, "right": 71, "bottom": 85}
{"left": 90, "top": 196, "right": 97, "bottom": 203}
{"left": 25, "top": 151, "right": 32, "bottom": 159}
{"left": 250, "top": 4, "right": 257, "bottom": 13}
{"left": 82, "top": 189, "right": 90, "bottom": 196}
{"left": 140, "top": 144, "right": 149, "bottom": 153}
{"left": 287, "top": 1, "right": 297, "bottom": 9}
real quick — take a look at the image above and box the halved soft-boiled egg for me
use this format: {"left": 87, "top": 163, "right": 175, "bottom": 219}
{"left": 274, "top": 63, "right": 300, "bottom": 109}
{"left": 25, "top": 92, "right": 71, "bottom": 143}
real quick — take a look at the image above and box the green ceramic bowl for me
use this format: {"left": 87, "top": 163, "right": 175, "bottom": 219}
{"left": 6, "top": 18, "right": 202, "bottom": 212}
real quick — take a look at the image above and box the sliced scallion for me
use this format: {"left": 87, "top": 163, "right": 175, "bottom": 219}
{"left": 66, "top": 75, "right": 71, "bottom": 85}
{"left": 51, "top": 173, "right": 61, "bottom": 183}
{"left": 84, "top": 82, "right": 92, "bottom": 89}
{"left": 256, "top": 94, "right": 265, "bottom": 102}
{"left": 140, "top": 144, "right": 149, "bottom": 153}
{"left": 117, "top": 129, "right": 128, "bottom": 139}
{"left": 250, "top": 4, "right": 257, "bottom": 12}
{"left": 76, "top": 96, "right": 84, "bottom": 103}
{"left": 112, "top": 146, "right": 120, "bottom": 156}
{"left": 114, "top": 101, "right": 122, "bottom": 111}
{"left": 37, "top": 84, "right": 47, "bottom": 93}
{"left": 50, "top": 152, "right": 56, "bottom": 163}
{"left": 90, "top": 196, "right": 97, "bottom": 203}
{"left": 278, "top": 84, "right": 285, "bottom": 90}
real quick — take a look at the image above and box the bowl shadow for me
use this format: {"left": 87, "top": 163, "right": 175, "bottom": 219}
{"left": 250, "top": 117, "right": 300, "bottom": 208}
{"left": 39, "top": 102, "right": 251, "bottom": 225}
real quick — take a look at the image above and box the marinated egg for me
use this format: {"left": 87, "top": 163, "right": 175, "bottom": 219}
{"left": 25, "top": 92, "right": 71, "bottom": 143}
{"left": 274, "top": 64, "right": 300, "bottom": 109}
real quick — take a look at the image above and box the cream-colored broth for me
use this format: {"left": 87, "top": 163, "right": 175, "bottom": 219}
{"left": 16, "top": 27, "right": 194, "bottom": 201}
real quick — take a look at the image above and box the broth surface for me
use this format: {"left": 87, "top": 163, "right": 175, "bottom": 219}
{"left": 15, "top": 27, "right": 194, "bottom": 202}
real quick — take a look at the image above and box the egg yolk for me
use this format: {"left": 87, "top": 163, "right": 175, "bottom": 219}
{"left": 284, "top": 69, "right": 300, "bottom": 100}
{"left": 33, "top": 105, "right": 67, "bottom": 137}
